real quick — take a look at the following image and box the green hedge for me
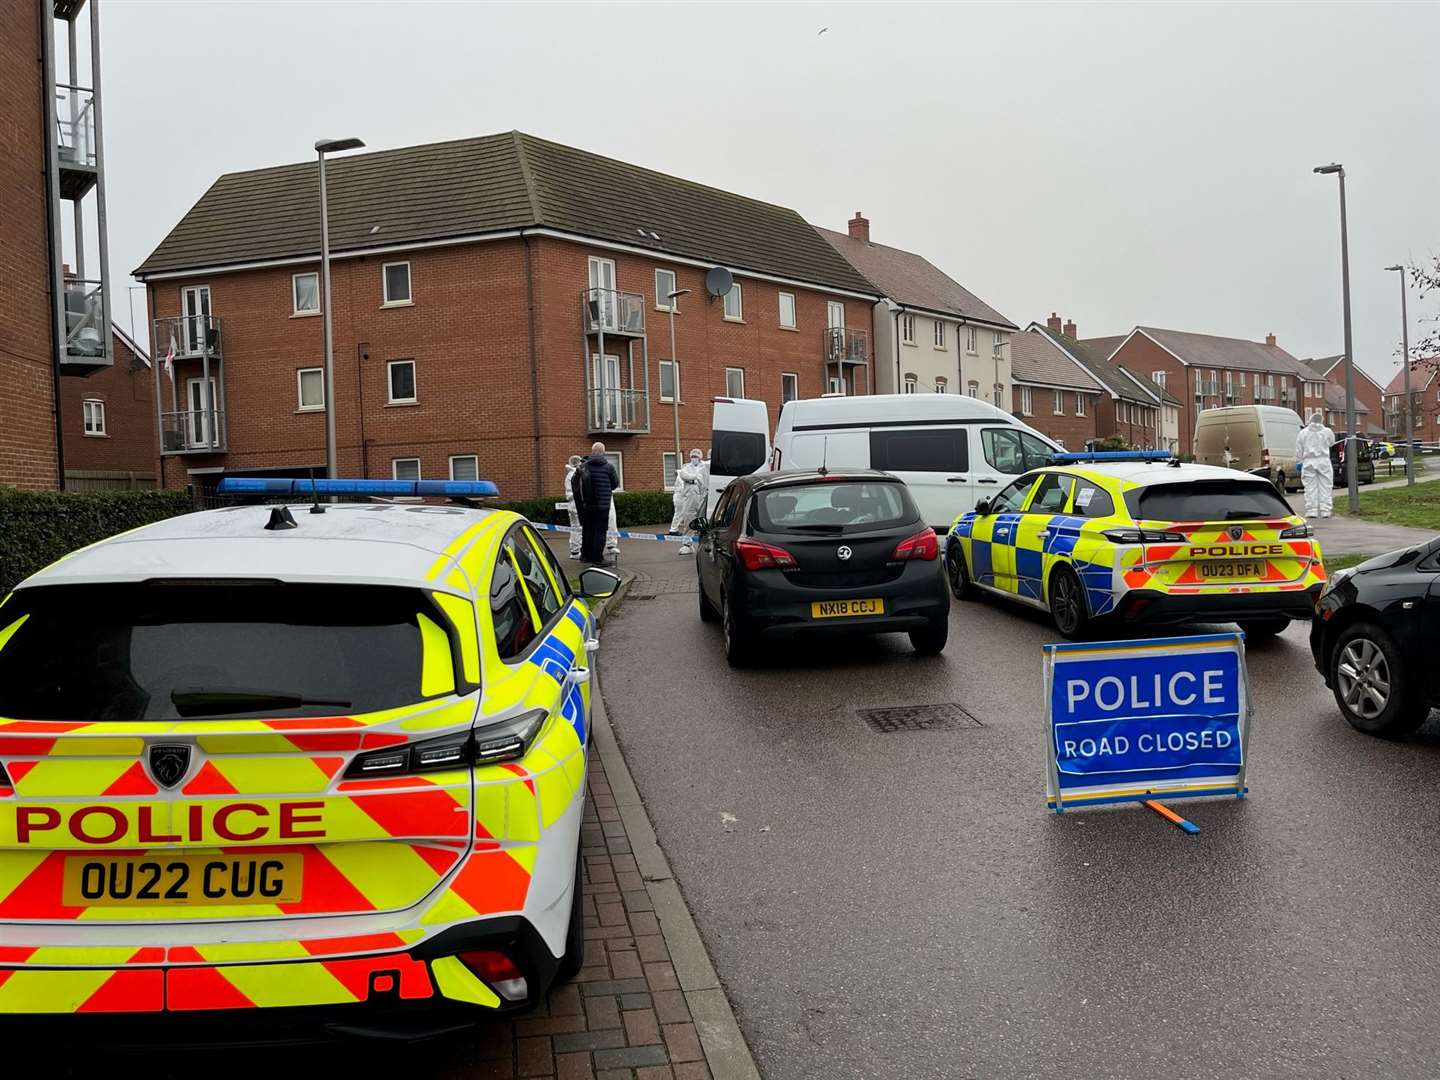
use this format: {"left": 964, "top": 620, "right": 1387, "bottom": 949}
{"left": 0, "top": 488, "right": 193, "bottom": 594}
{"left": 490, "top": 490, "right": 675, "bottom": 528}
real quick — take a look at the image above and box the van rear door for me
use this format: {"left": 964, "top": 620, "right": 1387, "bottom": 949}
{"left": 709, "top": 398, "right": 771, "bottom": 513}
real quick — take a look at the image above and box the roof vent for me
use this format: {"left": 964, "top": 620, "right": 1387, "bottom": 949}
{"left": 265, "top": 506, "right": 299, "bottom": 531}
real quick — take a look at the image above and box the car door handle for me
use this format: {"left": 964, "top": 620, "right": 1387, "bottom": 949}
{"left": 946, "top": 476, "right": 968, "bottom": 483}
{"left": 585, "top": 637, "right": 600, "bottom": 654}
{"left": 978, "top": 478, "right": 999, "bottom": 485}
{"left": 566, "top": 665, "right": 591, "bottom": 686}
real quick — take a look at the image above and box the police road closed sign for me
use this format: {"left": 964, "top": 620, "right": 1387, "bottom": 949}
{"left": 1043, "top": 633, "right": 1250, "bottom": 811}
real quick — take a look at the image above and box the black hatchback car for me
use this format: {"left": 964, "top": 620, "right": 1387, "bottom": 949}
{"left": 694, "top": 470, "right": 950, "bottom": 666}
{"left": 1310, "top": 535, "right": 1440, "bottom": 735}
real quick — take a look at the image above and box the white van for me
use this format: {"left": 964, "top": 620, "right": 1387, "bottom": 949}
{"left": 1193, "top": 405, "right": 1303, "bottom": 492}
{"left": 707, "top": 397, "right": 772, "bottom": 512}
{"left": 709, "top": 394, "right": 1060, "bottom": 529}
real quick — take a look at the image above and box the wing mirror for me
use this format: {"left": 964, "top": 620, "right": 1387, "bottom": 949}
{"left": 689, "top": 516, "right": 707, "bottom": 532}
{"left": 974, "top": 498, "right": 992, "bottom": 517}
{"left": 579, "top": 567, "right": 620, "bottom": 599}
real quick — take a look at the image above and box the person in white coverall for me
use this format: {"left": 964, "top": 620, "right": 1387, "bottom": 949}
{"left": 669, "top": 449, "right": 709, "bottom": 554}
{"left": 563, "top": 455, "right": 584, "bottom": 559}
{"left": 1295, "top": 411, "right": 1336, "bottom": 519}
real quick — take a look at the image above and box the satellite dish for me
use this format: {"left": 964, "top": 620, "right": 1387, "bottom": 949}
{"left": 704, "top": 267, "right": 735, "bottom": 298}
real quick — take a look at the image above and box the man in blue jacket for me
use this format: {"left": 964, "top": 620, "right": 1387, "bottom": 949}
{"left": 572, "top": 441, "right": 620, "bottom": 564}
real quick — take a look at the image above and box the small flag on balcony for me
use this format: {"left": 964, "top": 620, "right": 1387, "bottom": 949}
{"left": 163, "top": 337, "right": 175, "bottom": 382}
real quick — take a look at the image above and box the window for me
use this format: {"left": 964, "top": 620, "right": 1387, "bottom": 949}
{"left": 1072, "top": 481, "right": 1115, "bottom": 519}
{"left": 1238, "top": 372, "right": 1247, "bottom": 387}
{"left": 1028, "top": 473, "right": 1074, "bottom": 514}
{"left": 81, "top": 399, "right": 105, "bottom": 435}
{"left": 781, "top": 372, "right": 799, "bottom": 403}
{"left": 490, "top": 545, "right": 538, "bottom": 660}
{"left": 655, "top": 268, "right": 678, "bottom": 311}
{"left": 933, "top": 321, "right": 946, "bottom": 349}
{"left": 1076, "top": 394, "right": 1086, "bottom": 417}
{"left": 292, "top": 272, "right": 320, "bottom": 315}
{"left": 1127, "top": 479, "right": 1291, "bottom": 521}
{"left": 755, "top": 481, "right": 918, "bottom": 534}
{"left": 990, "top": 475, "right": 1037, "bottom": 514}
{"left": 994, "top": 383, "right": 1004, "bottom": 406}
{"left": 901, "top": 314, "right": 915, "bottom": 345}
{"left": 1152, "top": 370, "right": 1167, "bottom": 389}
{"left": 525, "top": 526, "right": 571, "bottom": 602}
{"left": 662, "top": 451, "right": 679, "bottom": 491}
{"left": 827, "top": 376, "right": 845, "bottom": 395}
{"left": 392, "top": 457, "right": 421, "bottom": 481}
{"left": 778, "top": 292, "right": 797, "bottom": 329}
{"left": 966, "top": 326, "right": 978, "bottom": 354}
{"left": 981, "top": 428, "right": 1054, "bottom": 474}
{"left": 968, "top": 380, "right": 980, "bottom": 398}
{"left": 723, "top": 282, "right": 743, "bottom": 321}
{"left": 725, "top": 367, "right": 745, "bottom": 398}
{"left": 1054, "top": 389, "right": 1065, "bottom": 415}
{"left": 992, "top": 331, "right": 1003, "bottom": 358}
{"left": 382, "top": 262, "right": 411, "bottom": 306}
{"left": 659, "top": 359, "right": 679, "bottom": 403}
{"left": 711, "top": 430, "right": 766, "bottom": 476}
{"left": 604, "top": 451, "right": 624, "bottom": 491}
{"left": 869, "top": 428, "right": 968, "bottom": 473}
{"left": 449, "top": 455, "right": 479, "bottom": 482}
{"left": 934, "top": 378, "right": 947, "bottom": 394}
{"left": 511, "top": 531, "right": 562, "bottom": 626}
{"left": 297, "top": 367, "right": 324, "bottom": 411}
{"left": 387, "top": 360, "right": 417, "bottom": 404}
{"left": 904, "top": 375, "right": 918, "bottom": 394}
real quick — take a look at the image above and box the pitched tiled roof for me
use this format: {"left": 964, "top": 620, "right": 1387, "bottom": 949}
{"left": 1135, "top": 326, "right": 1313, "bottom": 377}
{"left": 1010, "top": 329, "right": 1104, "bottom": 392}
{"left": 136, "top": 132, "right": 877, "bottom": 295}
{"left": 816, "top": 228, "right": 1016, "bottom": 329}
{"left": 1382, "top": 363, "right": 1439, "bottom": 397}
{"left": 1039, "top": 327, "right": 1159, "bottom": 405}
{"left": 1323, "top": 384, "right": 1368, "bottom": 414}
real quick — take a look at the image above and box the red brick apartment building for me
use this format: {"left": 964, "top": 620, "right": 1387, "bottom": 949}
{"left": 0, "top": 0, "right": 118, "bottom": 490}
{"left": 57, "top": 327, "right": 156, "bottom": 488}
{"left": 134, "top": 133, "right": 881, "bottom": 499}
{"left": 1382, "top": 363, "right": 1440, "bottom": 446}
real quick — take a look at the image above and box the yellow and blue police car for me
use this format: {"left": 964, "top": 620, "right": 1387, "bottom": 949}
{"left": 0, "top": 478, "right": 615, "bottom": 1038}
{"left": 945, "top": 452, "right": 1326, "bottom": 640}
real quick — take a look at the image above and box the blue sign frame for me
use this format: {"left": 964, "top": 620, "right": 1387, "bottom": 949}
{"left": 1043, "top": 633, "right": 1250, "bottom": 812}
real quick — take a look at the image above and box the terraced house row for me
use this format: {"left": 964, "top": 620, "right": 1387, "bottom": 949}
{"left": 133, "top": 132, "right": 1021, "bottom": 499}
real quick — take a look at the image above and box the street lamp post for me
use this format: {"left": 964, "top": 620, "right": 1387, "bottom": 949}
{"left": 666, "top": 288, "right": 691, "bottom": 473}
{"left": 1385, "top": 264, "right": 1414, "bottom": 486}
{"left": 315, "top": 136, "right": 365, "bottom": 478}
{"left": 1313, "top": 163, "right": 1360, "bottom": 513}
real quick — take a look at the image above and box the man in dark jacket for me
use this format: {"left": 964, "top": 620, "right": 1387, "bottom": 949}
{"left": 571, "top": 442, "right": 619, "bottom": 564}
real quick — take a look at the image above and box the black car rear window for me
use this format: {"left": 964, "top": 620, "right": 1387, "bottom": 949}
{"left": 0, "top": 582, "right": 452, "bottom": 722}
{"left": 755, "top": 481, "right": 918, "bottom": 534}
{"left": 1125, "top": 480, "right": 1292, "bottom": 521}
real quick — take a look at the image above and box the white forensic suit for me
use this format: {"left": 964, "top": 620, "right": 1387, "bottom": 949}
{"left": 670, "top": 451, "right": 709, "bottom": 554}
{"left": 563, "top": 456, "right": 583, "bottom": 559}
{"left": 1294, "top": 414, "right": 1336, "bottom": 518}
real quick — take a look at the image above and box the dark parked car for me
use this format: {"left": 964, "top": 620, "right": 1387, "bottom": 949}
{"left": 1330, "top": 434, "right": 1375, "bottom": 486}
{"left": 1310, "top": 536, "right": 1440, "bottom": 735}
{"left": 694, "top": 470, "right": 950, "bottom": 666}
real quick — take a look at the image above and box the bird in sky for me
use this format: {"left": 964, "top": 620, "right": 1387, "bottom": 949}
{"left": 817, "top": 26, "right": 828, "bottom": 35}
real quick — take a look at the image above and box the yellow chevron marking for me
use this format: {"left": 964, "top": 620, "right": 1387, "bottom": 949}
{"left": 431, "top": 955, "right": 501, "bottom": 1007}
{"left": 0, "top": 614, "right": 30, "bottom": 654}
{"left": 194, "top": 940, "right": 310, "bottom": 963}
{"left": 505, "top": 845, "right": 537, "bottom": 875}
{"left": 9, "top": 759, "right": 135, "bottom": 798}
{"left": 504, "top": 782, "right": 540, "bottom": 843}
{"left": 0, "top": 851, "right": 47, "bottom": 903}
{"left": 26, "top": 946, "right": 144, "bottom": 966}
{"left": 321, "top": 841, "right": 443, "bottom": 911}
{"left": 0, "top": 969, "right": 114, "bottom": 1013}
{"left": 196, "top": 735, "right": 300, "bottom": 755}
{"left": 220, "top": 961, "right": 358, "bottom": 1007}
{"left": 474, "top": 780, "right": 508, "bottom": 841}
{"left": 398, "top": 696, "right": 477, "bottom": 733}
{"left": 398, "top": 928, "right": 426, "bottom": 945}
{"left": 48, "top": 738, "right": 145, "bottom": 758}
{"left": 210, "top": 756, "right": 333, "bottom": 794}
{"left": 77, "top": 902, "right": 286, "bottom": 921}
{"left": 420, "top": 888, "right": 479, "bottom": 926}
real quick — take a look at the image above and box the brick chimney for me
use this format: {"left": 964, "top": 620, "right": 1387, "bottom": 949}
{"left": 847, "top": 211, "right": 870, "bottom": 242}
{"left": 1046, "top": 313, "right": 1062, "bottom": 333}
{"left": 1063, "top": 318, "right": 1077, "bottom": 338}
{"left": 1265, "top": 332, "right": 1276, "bottom": 346}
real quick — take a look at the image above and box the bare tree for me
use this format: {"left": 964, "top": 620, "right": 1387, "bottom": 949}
{"left": 1407, "top": 256, "right": 1440, "bottom": 374}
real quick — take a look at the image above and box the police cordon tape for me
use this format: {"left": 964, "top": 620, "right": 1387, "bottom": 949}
{"left": 529, "top": 521, "right": 698, "bottom": 544}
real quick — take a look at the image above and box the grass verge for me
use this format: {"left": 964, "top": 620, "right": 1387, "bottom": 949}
{"left": 1334, "top": 478, "right": 1440, "bottom": 531}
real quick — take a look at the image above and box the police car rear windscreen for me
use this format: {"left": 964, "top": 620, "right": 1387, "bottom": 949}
{"left": 1125, "top": 480, "right": 1291, "bottom": 521}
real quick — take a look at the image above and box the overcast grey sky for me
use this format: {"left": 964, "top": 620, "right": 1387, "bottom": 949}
{"left": 101, "top": 0, "right": 1438, "bottom": 386}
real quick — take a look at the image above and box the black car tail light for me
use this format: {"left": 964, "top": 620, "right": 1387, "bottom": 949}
{"left": 344, "top": 709, "right": 547, "bottom": 778}
{"left": 736, "top": 538, "right": 797, "bottom": 571}
{"left": 892, "top": 529, "right": 938, "bottom": 561}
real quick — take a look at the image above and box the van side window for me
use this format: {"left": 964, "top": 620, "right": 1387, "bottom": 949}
{"left": 1019, "top": 433, "right": 1054, "bottom": 470}
{"left": 869, "top": 428, "right": 968, "bottom": 473}
{"left": 712, "top": 431, "right": 766, "bottom": 476}
{"left": 1072, "top": 481, "right": 1115, "bottom": 519}
{"left": 983, "top": 428, "right": 1055, "bottom": 474}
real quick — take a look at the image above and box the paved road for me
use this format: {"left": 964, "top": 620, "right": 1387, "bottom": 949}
{"left": 599, "top": 543, "right": 1440, "bottom": 1079}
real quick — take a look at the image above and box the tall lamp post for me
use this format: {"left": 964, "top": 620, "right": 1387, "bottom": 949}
{"left": 1313, "top": 163, "right": 1360, "bottom": 513}
{"left": 666, "top": 288, "right": 691, "bottom": 473}
{"left": 315, "top": 136, "right": 365, "bottom": 478}
{"left": 1384, "top": 264, "right": 1414, "bottom": 486}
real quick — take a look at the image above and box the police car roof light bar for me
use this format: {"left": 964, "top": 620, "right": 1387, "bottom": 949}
{"left": 217, "top": 478, "right": 501, "bottom": 497}
{"left": 1050, "top": 450, "right": 1172, "bottom": 463}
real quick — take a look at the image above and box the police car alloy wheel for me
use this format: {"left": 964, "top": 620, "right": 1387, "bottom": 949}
{"left": 1049, "top": 566, "right": 1088, "bottom": 639}
{"left": 946, "top": 543, "right": 976, "bottom": 601}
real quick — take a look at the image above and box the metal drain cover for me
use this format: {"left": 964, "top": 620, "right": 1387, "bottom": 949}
{"left": 859, "top": 703, "right": 983, "bottom": 734}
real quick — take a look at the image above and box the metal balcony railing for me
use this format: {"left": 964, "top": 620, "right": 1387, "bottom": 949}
{"left": 1256, "top": 386, "right": 1277, "bottom": 401}
{"left": 585, "top": 388, "right": 649, "bottom": 434}
{"left": 160, "top": 409, "right": 226, "bottom": 454}
{"left": 54, "top": 84, "right": 96, "bottom": 169}
{"left": 1198, "top": 379, "right": 1221, "bottom": 396}
{"left": 824, "top": 326, "right": 869, "bottom": 366}
{"left": 582, "top": 289, "right": 645, "bottom": 336}
{"left": 154, "top": 315, "right": 222, "bottom": 359}
{"left": 62, "top": 278, "right": 105, "bottom": 358}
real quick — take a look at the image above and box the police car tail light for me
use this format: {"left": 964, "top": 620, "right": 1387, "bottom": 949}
{"left": 1102, "top": 528, "right": 1184, "bottom": 545}
{"left": 343, "top": 710, "right": 547, "bottom": 778}
{"left": 736, "top": 539, "right": 797, "bottom": 571}
{"left": 458, "top": 949, "right": 528, "bottom": 1002}
{"left": 892, "top": 529, "right": 938, "bottom": 561}
{"left": 1279, "top": 523, "right": 1313, "bottom": 539}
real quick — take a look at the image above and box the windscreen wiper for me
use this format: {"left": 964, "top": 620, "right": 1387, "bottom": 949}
{"left": 170, "top": 687, "right": 352, "bottom": 717}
